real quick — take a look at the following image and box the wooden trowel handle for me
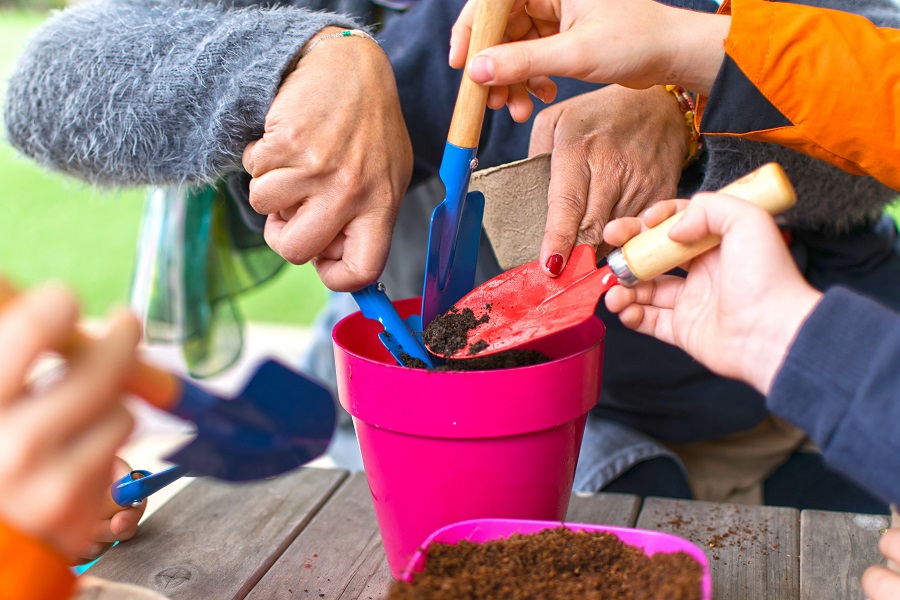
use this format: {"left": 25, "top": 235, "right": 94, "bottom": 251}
{"left": 0, "top": 278, "right": 180, "bottom": 411}
{"left": 447, "top": 0, "right": 515, "bottom": 149}
{"left": 617, "top": 162, "right": 797, "bottom": 282}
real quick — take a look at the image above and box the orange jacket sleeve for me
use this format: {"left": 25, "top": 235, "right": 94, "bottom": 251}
{"left": 0, "top": 518, "right": 75, "bottom": 600}
{"left": 695, "top": 0, "right": 900, "bottom": 191}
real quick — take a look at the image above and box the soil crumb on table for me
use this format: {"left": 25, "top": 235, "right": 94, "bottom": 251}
{"left": 386, "top": 527, "right": 703, "bottom": 600}
{"left": 422, "top": 306, "right": 490, "bottom": 357}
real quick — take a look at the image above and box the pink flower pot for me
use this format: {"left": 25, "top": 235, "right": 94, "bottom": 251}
{"left": 332, "top": 297, "right": 605, "bottom": 577}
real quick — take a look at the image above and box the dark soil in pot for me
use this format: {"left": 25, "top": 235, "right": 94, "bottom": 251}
{"left": 400, "top": 349, "right": 549, "bottom": 371}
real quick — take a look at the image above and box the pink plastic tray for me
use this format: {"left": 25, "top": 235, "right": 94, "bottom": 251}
{"left": 401, "top": 518, "right": 712, "bottom": 600}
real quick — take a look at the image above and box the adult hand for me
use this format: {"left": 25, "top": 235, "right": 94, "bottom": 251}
{"left": 862, "top": 529, "right": 900, "bottom": 599}
{"left": 0, "top": 286, "right": 138, "bottom": 561}
{"left": 243, "top": 27, "right": 413, "bottom": 292}
{"left": 449, "top": 0, "right": 728, "bottom": 121}
{"left": 75, "top": 456, "right": 147, "bottom": 563}
{"left": 530, "top": 85, "right": 685, "bottom": 276}
{"left": 603, "top": 194, "right": 822, "bottom": 395}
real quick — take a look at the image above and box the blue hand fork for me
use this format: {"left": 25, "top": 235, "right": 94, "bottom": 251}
{"left": 352, "top": 283, "right": 434, "bottom": 368}
{"left": 111, "top": 465, "right": 191, "bottom": 507}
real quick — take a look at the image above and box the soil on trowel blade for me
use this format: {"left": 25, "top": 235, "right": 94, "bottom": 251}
{"left": 412, "top": 304, "right": 548, "bottom": 371}
{"left": 422, "top": 305, "right": 490, "bottom": 357}
{"left": 386, "top": 527, "right": 703, "bottom": 600}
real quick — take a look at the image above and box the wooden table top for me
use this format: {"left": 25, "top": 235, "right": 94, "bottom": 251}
{"left": 89, "top": 467, "right": 889, "bottom": 599}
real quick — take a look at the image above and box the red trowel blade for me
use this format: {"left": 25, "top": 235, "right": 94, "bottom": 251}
{"left": 433, "top": 245, "right": 617, "bottom": 359}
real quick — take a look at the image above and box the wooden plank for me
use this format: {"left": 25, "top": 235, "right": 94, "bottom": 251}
{"left": 566, "top": 492, "right": 641, "bottom": 526}
{"left": 800, "top": 509, "right": 889, "bottom": 600}
{"left": 90, "top": 467, "right": 348, "bottom": 599}
{"left": 248, "top": 483, "right": 642, "bottom": 599}
{"left": 636, "top": 497, "right": 800, "bottom": 600}
{"left": 246, "top": 471, "right": 392, "bottom": 600}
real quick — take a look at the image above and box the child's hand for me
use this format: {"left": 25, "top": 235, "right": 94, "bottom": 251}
{"left": 449, "top": 0, "right": 728, "bottom": 121}
{"left": 603, "top": 194, "right": 822, "bottom": 395}
{"left": 0, "top": 285, "right": 139, "bottom": 561}
{"left": 75, "top": 457, "right": 148, "bottom": 563}
{"left": 862, "top": 528, "right": 900, "bottom": 599}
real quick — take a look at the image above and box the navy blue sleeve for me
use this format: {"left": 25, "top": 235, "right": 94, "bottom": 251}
{"left": 699, "top": 55, "right": 792, "bottom": 135}
{"left": 768, "top": 286, "right": 900, "bottom": 506}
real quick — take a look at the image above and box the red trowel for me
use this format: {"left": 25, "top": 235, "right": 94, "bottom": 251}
{"left": 430, "top": 163, "right": 797, "bottom": 358}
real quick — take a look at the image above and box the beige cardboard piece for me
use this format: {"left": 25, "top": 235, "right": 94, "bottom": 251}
{"left": 469, "top": 153, "right": 551, "bottom": 271}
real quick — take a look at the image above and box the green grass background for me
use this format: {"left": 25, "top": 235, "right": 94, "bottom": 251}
{"left": 0, "top": 11, "right": 326, "bottom": 324}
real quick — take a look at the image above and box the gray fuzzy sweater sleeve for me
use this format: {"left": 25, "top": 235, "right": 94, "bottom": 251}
{"left": 3, "top": 0, "right": 358, "bottom": 185}
{"left": 699, "top": 0, "right": 900, "bottom": 232}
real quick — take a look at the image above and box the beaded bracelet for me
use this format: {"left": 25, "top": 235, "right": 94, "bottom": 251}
{"left": 663, "top": 84, "right": 702, "bottom": 169}
{"left": 300, "top": 29, "right": 379, "bottom": 60}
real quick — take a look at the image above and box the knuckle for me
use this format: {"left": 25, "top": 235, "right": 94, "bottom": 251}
{"left": 332, "top": 167, "right": 360, "bottom": 197}
{"left": 274, "top": 237, "right": 310, "bottom": 266}
{"left": 549, "top": 190, "right": 587, "bottom": 219}
{"left": 450, "top": 21, "right": 466, "bottom": 39}
{"left": 301, "top": 146, "right": 329, "bottom": 175}
{"left": 575, "top": 224, "right": 603, "bottom": 248}
{"left": 247, "top": 180, "right": 269, "bottom": 213}
{"left": 511, "top": 46, "right": 534, "bottom": 79}
{"left": 543, "top": 225, "right": 578, "bottom": 250}
{"left": 248, "top": 193, "right": 268, "bottom": 215}
{"left": 241, "top": 146, "right": 256, "bottom": 176}
{"left": 532, "top": 107, "right": 555, "bottom": 133}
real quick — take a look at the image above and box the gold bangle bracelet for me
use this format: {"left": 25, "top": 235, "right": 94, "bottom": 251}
{"left": 663, "top": 84, "right": 702, "bottom": 169}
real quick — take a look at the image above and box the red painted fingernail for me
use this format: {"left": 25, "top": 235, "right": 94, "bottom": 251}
{"left": 546, "top": 253, "right": 564, "bottom": 276}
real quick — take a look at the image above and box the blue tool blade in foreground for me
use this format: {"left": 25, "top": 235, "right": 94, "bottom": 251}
{"left": 421, "top": 142, "right": 485, "bottom": 330}
{"left": 166, "top": 359, "right": 336, "bottom": 482}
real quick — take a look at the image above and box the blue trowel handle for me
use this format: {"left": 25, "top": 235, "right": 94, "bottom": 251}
{"left": 111, "top": 465, "right": 190, "bottom": 507}
{"left": 352, "top": 284, "right": 435, "bottom": 368}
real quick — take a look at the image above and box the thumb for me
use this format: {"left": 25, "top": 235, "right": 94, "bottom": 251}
{"left": 667, "top": 193, "right": 748, "bottom": 244}
{"left": 540, "top": 151, "right": 591, "bottom": 276}
{"left": 468, "top": 36, "right": 582, "bottom": 85}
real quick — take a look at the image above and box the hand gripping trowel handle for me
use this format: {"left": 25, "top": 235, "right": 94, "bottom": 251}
{"left": 606, "top": 162, "right": 798, "bottom": 286}
{"left": 448, "top": 0, "right": 516, "bottom": 149}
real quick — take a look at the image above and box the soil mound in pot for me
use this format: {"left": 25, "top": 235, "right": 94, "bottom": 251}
{"left": 401, "top": 349, "right": 550, "bottom": 371}
{"left": 386, "top": 527, "right": 703, "bottom": 600}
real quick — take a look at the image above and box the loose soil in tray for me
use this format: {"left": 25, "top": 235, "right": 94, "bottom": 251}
{"left": 386, "top": 527, "right": 703, "bottom": 600}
